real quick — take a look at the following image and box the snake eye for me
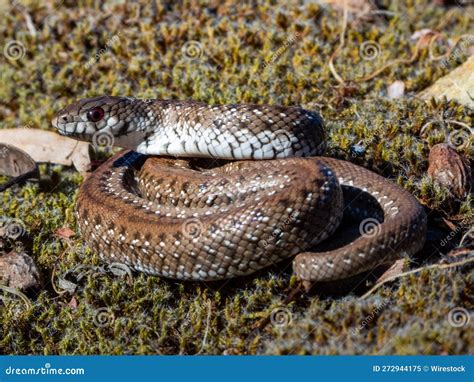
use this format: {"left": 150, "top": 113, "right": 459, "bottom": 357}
{"left": 86, "top": 107, "right": 105, "bottom": 122}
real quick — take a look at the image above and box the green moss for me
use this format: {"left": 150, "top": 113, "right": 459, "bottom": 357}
{"left": 0, "top": 0, "right": 472, "bottom": 355}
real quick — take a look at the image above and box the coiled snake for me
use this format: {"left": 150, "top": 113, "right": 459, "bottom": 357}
{"left": 53, "top": 96, "right": 427, "bottom": 285}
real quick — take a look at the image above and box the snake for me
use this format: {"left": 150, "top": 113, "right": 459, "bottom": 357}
{"left": 52, "top": 96, "right": 427, "bottom": 285}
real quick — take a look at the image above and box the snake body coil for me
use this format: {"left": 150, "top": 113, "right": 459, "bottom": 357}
{"left": 53, "top": 96, "right": 427, "bottom": 283}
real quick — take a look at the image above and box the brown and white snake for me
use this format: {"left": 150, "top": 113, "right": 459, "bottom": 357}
{"left": 53, "top": 96, "right": 427, "bottom": 285}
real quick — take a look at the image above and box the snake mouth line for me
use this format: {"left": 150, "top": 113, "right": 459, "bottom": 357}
{"left": 57, "top": 130, "right": 92, "bottom": 142}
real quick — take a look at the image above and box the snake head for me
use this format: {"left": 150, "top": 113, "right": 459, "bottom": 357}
{"left": 52, "top": 96, "right": 150, "bottom": 150}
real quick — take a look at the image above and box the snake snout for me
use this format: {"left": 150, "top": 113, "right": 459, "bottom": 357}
{"left": 52, "top": 113, "right": 69, "bottom": 131}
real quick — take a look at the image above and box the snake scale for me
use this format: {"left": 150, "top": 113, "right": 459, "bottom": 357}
{"left": 53, "top": 96, "right": 427, "bottom": 285}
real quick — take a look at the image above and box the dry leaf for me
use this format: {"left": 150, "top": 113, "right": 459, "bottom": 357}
{"left": 0, "top": 129, "right": 91, "bottom": 172}
{"left": 55, "top": 227, "right": 76, "bottom": 239}
{"left": 68, "top": 296, "right": 78, "bottom": 309}
{"left": 375, "top": 259, "right": 408, "bottom": 284}
{"left": 428, "top": 143, "right": 472, "bottom": 199}
{"left": 0, "top": 143, "right": 39, "bottom": 191}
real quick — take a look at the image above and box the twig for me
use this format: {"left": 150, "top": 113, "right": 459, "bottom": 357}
{"left": 0, "top": 283, "right": 32, "bottom": 309}
{"left": 196, "top": 300, "right": 212, "bottom": 354}
{"left": 360, "top": 256, "right": 474, "bottom": 299}
{"left": 328, "top": 7, "right": 472, "bottom": 85}
{"left": 328, "top": 2, "right": 349, "bottom": 86}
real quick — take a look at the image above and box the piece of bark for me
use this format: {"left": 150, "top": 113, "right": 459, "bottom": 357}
{"left": 0, "top": 143, "right": 39, "bottom": 191}
{"left": 427, "top": 143, "right": 472, "bottom": 199}
{"left": 0, "top": 129, "right": 91, "bottom": 172}
{"left": 0, "top": 251, "right": 41, "bottom": 290}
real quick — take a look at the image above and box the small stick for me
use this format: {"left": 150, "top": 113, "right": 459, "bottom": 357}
{"left": 360, "top": 256, "right": 474, "bottom": 299}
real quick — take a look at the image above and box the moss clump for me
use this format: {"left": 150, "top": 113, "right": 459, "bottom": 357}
{"left": 0, "top": 0, "right": 472, "bottom": 355}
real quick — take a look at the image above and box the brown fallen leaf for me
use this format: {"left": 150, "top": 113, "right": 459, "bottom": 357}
{"left": 68, "top": 296, "right": 78, "bottom": 310}
{"left": 0, "top": 143, "right": 39, "bottom": 191}
{"left": 0, "top": 129, "right": 91, "bottom": 172}
{"left": 427, "top": 143, "right": 472, "bottom": 199}
{"left": 361, "top": 256, "right": 474, "bottom": 299}
{"left": 54, "top": 227, "right": 76, "bottom": 239}
{"left": 0, "top": 250, "right": 41, "bottom": 290}
{"left": 374, "top": 259, "right": 409, "bottom": 285}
